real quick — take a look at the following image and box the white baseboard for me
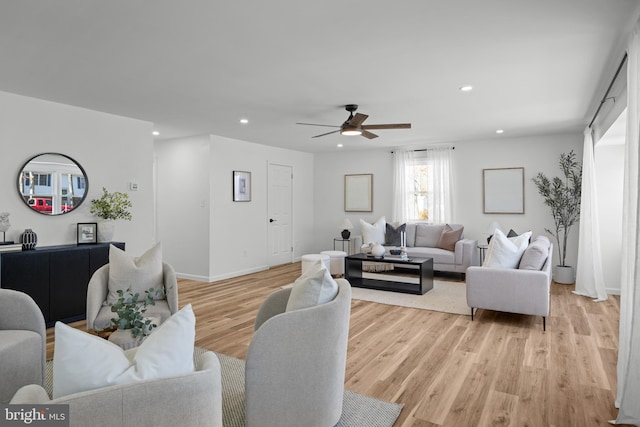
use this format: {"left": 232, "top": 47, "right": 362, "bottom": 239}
{"left": 606, "top": 287, "right": 621, "bottom": 296}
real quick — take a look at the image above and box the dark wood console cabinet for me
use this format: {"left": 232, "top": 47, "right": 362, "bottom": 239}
{"left": 0, "top": 242, "right": 125, "bottom": 326}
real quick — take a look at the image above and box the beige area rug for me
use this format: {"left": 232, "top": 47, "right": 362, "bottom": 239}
{"left": 350, "top": 278, "right": 469, "bottom": 315}
{"left": 45, "top": 349, "right": 403, "bottom": 427}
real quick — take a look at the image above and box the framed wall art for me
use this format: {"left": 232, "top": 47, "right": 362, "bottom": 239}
{"left": 344, "top": 173, "right": 373, "bottom": 212}
{"left": 483, "top": 167, "right": 525, "bottom": 214}
{"left": 233, "top": 171, "right": 252, "bottom": 202}
{"left": 77, "top": 222, "right": 97, "bottom": 244}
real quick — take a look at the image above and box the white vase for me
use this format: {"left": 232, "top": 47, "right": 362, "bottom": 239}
{"left": 371, "top": 243, "right": 386, "bottom": 258}
{"left": 97, "top": 219, "right": 115, "bottom": 242}
{"left": 554, "top": 265, "right": 575, "bottom": 284}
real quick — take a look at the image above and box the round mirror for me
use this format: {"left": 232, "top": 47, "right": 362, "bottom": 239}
{"left": 17, "top": 153, "right": 88, "bottom": 215}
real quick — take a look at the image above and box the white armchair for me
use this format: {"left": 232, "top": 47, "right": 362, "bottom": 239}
{"left": 245, "top": 279, "right": 352, "bottom": 427}
{"left": 86, "top": 262, "right": 179, "bottom": 330}
{"left": 10, "top": 351, "right": 223, "bottom": 427}
{"left": 0, "top": 289, "right": 46, "bottom": 403}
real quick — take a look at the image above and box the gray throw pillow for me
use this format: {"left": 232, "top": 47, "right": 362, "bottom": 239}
{"left": 385, "top": 223, "right": 406, "bottom": 246}
{"left": 518, "top": 239, "right": 550, "bottom": 270}
{"left": 414, "top": 224, "right": 445, "bottom": 248}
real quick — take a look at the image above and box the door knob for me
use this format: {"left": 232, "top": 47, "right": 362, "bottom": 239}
{"left": 269, "top": 218, "right": 276, "bottom": 223}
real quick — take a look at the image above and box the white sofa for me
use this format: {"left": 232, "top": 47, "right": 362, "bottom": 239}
{"left": 356, "top": 223, "right": 479, "bottom": 276}
{"left": 466, "top": 237, "right": 553, "bottom": 330}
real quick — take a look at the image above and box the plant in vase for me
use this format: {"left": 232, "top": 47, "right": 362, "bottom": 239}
{"left": 108, "top": 287, "right": 158, "bottom": 348}
{"left": 90, "top": 187, "right": 132, "bottom": 242}
{"left": 532, "top": 150, "right": 582, "bottom": 284}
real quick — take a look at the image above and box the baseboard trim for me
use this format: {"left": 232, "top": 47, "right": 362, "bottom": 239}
{"left": 606, "top": 287, "right": 621, "bottom": 296}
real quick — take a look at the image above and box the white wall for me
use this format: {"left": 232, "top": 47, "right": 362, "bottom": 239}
{"left": 313, "top": 133, "right": 584, "bottom": 268}
{"left": 0, "top": 91, "right": 155, "bottom": 256}
{"left": 595, "top": 143, "right": 624, "bottom": 293}
{"left": 155, "top": 134, "right": 315, "bottom": 281}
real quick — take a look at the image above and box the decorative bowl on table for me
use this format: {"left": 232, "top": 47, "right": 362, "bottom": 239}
{"left": 389, "top": 249, "right": 401, "bottom": 255}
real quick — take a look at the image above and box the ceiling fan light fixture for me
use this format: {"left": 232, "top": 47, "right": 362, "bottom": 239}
{"left": 341, "top": 128, "right": 362, "bottom": 136}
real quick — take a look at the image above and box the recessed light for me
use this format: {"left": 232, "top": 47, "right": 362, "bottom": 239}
{"left": 152, "top": 131, "right": 160, "bottom": 136}
{"left": 337, "top": 144, "right": 343, "bottom": 148}
{"left": 240, "top": 118, "right": 249, "bottom": 124}
{"left": 496, "top": 129, "right": 504, "bottom": 134}
{"left": 459, "top": 85, "right": 473, "bottom": 92}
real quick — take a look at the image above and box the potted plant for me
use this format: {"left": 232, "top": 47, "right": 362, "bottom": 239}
{"left": 90, "top": 187, "right": 132, "bottom": 242}
{"left": 532, "top": 150, "right": 582, "bottom": 284}
{"left": 107, "top": 287, "right": 158, "bottom": 349}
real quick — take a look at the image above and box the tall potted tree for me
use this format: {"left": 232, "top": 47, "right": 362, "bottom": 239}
{"left": 532, "top": 150, "right": 582, "bottom": 284}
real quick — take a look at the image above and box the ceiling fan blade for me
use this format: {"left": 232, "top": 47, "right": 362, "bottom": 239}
{"left": 347, "top": 113, "right": 368, "bottom": 127}
{"left": 296, "top": 122, "right": 341, "bottom": 128}
{"left": 312, "top": 129, "right": 341, "bottom": 138}
{"left": 362, "top": 123, "right": 412, "bottom": 130}
{"left": 361, "top": 130, "right": 378, "bottom": 139}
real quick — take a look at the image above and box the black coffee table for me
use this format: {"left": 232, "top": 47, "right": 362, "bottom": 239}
{"left": 344, "top": 253, "right": 434, "bottom": 295}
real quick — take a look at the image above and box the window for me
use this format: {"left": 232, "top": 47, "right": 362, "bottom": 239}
{"left": 407, "top": 161, "right": 430, "bottom": 221}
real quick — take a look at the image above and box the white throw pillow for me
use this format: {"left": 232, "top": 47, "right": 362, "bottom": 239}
{"left": 108, "top": 242, "right": 164, "bottom": 304}
{"left": 52, "top": 304, "right": 195, "bottom": 398}
{"left": 286, "top": 260, "right": 338, "bottom": 311}
{"left": 483, "top": 229, "right": 532, "bottom": 269}
{"left": 360, "top": 216, "right": 386, "bottom": 244}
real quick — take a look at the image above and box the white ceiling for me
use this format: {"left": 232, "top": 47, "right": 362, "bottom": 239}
{"left": 1, "top": 1, "right": 639, "bottom": 153}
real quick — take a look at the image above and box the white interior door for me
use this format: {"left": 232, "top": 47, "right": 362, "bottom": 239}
{"left": 268, "top": 163, "right": 293, "bottom": 266}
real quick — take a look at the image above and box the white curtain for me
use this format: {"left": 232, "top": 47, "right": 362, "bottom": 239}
{"left": 426, "top": 146, "right": 454, "bottom": 224}
{"left": 573, "top": 128, "right": 607, "bottom": 302}
{"left": 392, "top": 150, "right": 414, "bottom": 223}
{"left": 616, "top": 19, "right": 640, "bottom": 425}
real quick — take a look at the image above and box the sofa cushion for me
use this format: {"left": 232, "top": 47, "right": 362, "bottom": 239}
{"left": 286, "top": 260, "right": 338, "bottom": 311}
{"left": 107, "top": 242, "right": 164, "bottom": 304}
{"left": 52, "top": 304, "right": 196, "bottom": 399}
{"left": 405, "top": 223, "right": 417, "bottom": 247}
{"left": 519, "top": 236, "right": 551, "bottom": 270}
{"left": 437, "top": 224, "right": 464, "bottom": 251}
{"left": 414, "top": 224, "right": 445, "bottom": 247}
{"left": 360, "top": 217, "right": 386, "bottom": 245}
{"left": 385, "top": 223, "right": 406, "bottom": 246}
{"left": 407, "top": 247, "right": 455, "bottom": 264}
{"left": 483, "top": 229, "right": 532, "bottom": 269}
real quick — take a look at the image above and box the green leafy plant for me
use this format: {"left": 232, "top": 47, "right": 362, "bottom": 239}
{"left": 90, "top": 187, "right": 132, "bottom": 221}
{"left": 532, "top": 150, "right": 582, "bottom": 267}
{"left": 110, "top": 287, "right": 158, "bottom": 338}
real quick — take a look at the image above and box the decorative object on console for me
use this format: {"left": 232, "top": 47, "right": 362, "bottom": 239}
{"left": 339, "top": 218, "right": 354, "bottom": 239}
{"left": 0, "top": 212, "right": 11, "bottom": 244}
{"left": 90, "top": 187, "right": 132, "bottom": 242}
{"left": 233, "top": 170, "right": 252, "bottom": 202}
{"left": 76, "top": 223, "right": 97, "bottom": 245}
{"left": 20, "top": 228, "right": 37, "bottom": 250}
{"left": 532, "top": 150, "right": 582, "bottom": 284}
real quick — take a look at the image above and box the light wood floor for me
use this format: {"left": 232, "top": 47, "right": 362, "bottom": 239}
{"left": 46, "top": 262, "right": 625, "bottom": 427}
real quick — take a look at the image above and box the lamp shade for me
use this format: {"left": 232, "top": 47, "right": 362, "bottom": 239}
{"left": 486, "top": 221, "right": 502, "bottom": 235}
{"left": 339, "top": 218, "right": 354, "bottom": 230}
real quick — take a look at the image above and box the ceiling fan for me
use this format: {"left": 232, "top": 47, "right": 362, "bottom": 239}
{"left": 296, "top": 104, "right": 411, "bottom": 139}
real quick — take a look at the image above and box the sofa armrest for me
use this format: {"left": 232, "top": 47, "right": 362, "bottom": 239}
{"left": 86, "top": 265, "right": 109, "bottom": 330}
{"left": 466, "top": 266, "right": 551, "bottom": 316}
{"left": 163, "top": 262, "right": 179, "bottom": 314}
{"left": 454, "top": 238, "right": 479, "bottom": 268}
{"left": 254, "top": 288, "right": 291, "bottom": 331}
{"left": 10, "top": 384, "right": 50, "bottom": 404}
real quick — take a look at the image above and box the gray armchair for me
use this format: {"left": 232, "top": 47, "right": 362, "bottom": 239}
{"left": 0, "top": 288, "right": 46, "bottom": 403}
{"left": 86, "top": 262, "right": 179, "bottom": 330}
{"left": 10, "top": 350, "right": 223, "bottom": 427}
{"left": 245, "top": 279, "right": 352, "bottom": 427}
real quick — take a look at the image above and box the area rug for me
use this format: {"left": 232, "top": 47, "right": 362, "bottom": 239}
{"left": 44, "top": 349, "right": 403, "bottom": 427}
{"left": 284, "top": 279, "right": 468, "bottom": 315}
